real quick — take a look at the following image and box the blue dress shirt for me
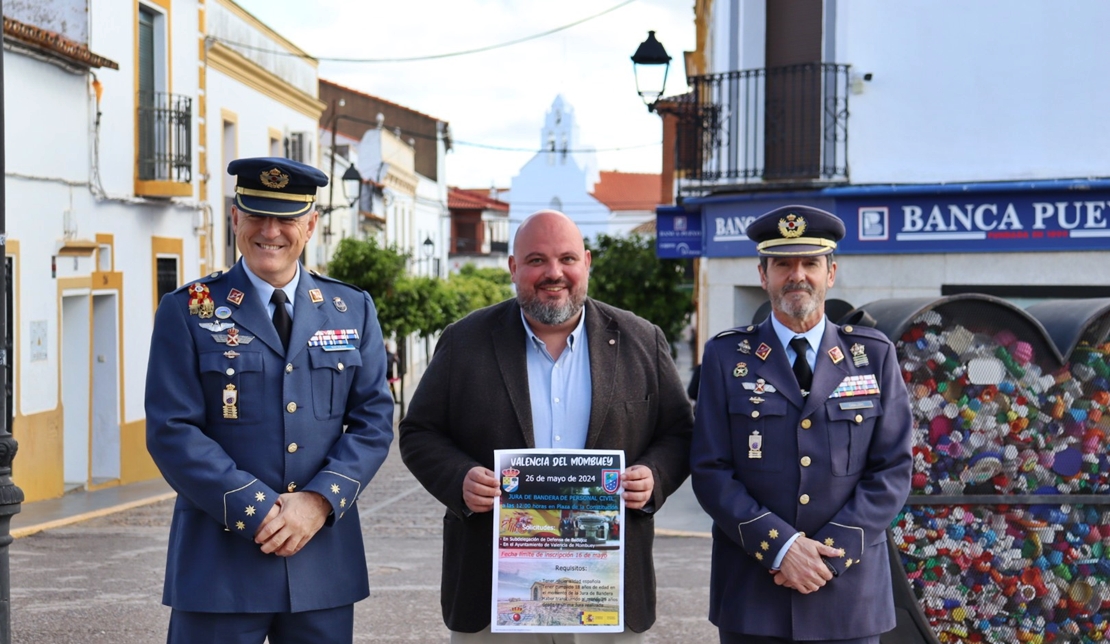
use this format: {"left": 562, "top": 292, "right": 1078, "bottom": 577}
{"left": 521, "top": 309, "right": 592, "bottom": 449}
{"left": 241, "top": 261, "right": 298, "bottom": 319}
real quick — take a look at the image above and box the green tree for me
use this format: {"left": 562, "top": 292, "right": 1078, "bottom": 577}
{"left": 448, "top": 263, "right": 513, "bottom": 312}
{"left": 326, "top": 240, "right": 512, "bottom": 341}
{"left": 586, "top": 233, "right": 693, "bottom": 346}
{"left": 326, "top": 237, "right": 416, "bottom": 340}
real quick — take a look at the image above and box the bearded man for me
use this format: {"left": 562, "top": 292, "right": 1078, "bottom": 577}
{"left": 399, "top": 210, "right": 693, "bottom": 644}
{"left": 689, "top": 205, "right": 913, "bottom": 644}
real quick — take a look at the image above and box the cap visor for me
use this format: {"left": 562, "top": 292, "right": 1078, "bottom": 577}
{"left": 757, "top": 242, "right": 835, "bottom": 257}
{"left": 235, "top": 193, "right": 313, "bottom": 218}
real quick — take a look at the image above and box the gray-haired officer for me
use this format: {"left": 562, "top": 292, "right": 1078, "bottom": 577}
{"left": 690, "top": 205, "right": 913, "bottom": 644}
{"left": 145, "top": 157, "right": 394, "bottom": 644}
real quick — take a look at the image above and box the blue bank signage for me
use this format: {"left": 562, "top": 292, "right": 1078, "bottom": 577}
{"left": 692, "top": 187, "right": 1110, "bottom": 257}
{"left": 656, "top": 207, "right": 702, "bottom": 258}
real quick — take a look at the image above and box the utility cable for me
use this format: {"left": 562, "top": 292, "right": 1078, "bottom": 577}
{"left": 212, "top": 0, "right": 636, "bottom": 63}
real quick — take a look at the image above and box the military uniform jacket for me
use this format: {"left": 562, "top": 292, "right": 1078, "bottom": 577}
{"left": 398, "top": 298, "right": 694, "bottom": 633}
{"left": 690, "top": 317, "right": 912, "bottom": 640}
{"left": 145, "top": 261, "right": 394, "bottom": 613}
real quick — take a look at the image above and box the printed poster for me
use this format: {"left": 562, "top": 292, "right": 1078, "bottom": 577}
{"left": 491, "top": 448, "right": 625, "bottom": 633}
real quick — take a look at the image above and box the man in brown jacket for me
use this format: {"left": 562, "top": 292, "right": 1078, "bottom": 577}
{"left": 399, "top": 211, "right": 693, "bottom": 643}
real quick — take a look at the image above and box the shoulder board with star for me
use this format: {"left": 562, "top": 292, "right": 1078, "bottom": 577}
{"left": 714, "top": 324, "right": 758, "bottom": 340}
{"left": 837, "top": 323, "right": 889, "bottom": 342}
{"left": 171, "top": 270, "right": 224, "bottom": 295}
{"left": 307, "top": 270, "right": 361, "bottom": 292}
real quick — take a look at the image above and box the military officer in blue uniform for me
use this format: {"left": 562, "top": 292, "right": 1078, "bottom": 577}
{"left": 690, "top": 205, "right": 913, "bottom": 644}
{"left": 145, "top": 157, "right": 395, "bottom": 644}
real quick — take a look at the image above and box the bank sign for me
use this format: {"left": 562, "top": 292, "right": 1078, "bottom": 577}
{"left": 656, "top": 206, "right": 702, "bottom": 258}
{"left": 699, "top": 190, "right": 1110, "bottom": 256}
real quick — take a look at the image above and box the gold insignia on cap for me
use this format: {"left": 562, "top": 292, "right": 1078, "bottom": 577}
{"left": 260, "top": 167, "right": 290, "bottom": 189}
{"left": 778, "top": 213, "right": 807, "bottom": 238}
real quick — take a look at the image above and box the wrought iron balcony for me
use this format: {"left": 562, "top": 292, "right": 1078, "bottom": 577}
{"left": 450, "top": 238, "right": 509, "bottom": 256}
{"left": 137, "top": 91, "right": 192, "bottom": 184}
{"left": 673, "top": 63, "right": 850, "bottom": 191}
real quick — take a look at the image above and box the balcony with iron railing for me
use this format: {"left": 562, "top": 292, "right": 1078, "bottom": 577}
{"left": 671, "top": 63, "right": 850, "bottom": 195}
{"left": 136, "top": 91, "right": 193, "bottom": 197}
{"left": 450, "top": 237, "right": 509, "bottom": 256}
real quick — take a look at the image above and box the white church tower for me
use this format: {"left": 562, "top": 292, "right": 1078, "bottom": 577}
{"left": 509, "top": 96, "right": 608, "bottom": 245}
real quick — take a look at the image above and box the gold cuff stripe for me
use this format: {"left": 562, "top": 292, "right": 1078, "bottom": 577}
{"left": 236, "top": 186, "right": 316, "bottom": 202}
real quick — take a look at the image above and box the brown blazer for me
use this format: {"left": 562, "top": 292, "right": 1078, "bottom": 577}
{"left": 399, "top": 298, "right": 693, "bottom": 633}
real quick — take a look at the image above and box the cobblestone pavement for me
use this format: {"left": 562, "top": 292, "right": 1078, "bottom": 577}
{"left": 11, "top": 441, "right": 715, "bottom": 643}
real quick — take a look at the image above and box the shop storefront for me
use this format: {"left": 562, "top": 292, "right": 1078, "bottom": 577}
{"left": 659, "top": 179, "right": 1110, "bottom": 350}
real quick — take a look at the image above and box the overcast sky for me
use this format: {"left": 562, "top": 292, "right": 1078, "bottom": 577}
{"left": 232, "top": 0, "right": 696, "bottom": 189}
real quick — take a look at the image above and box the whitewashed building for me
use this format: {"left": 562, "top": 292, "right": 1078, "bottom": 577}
{"left": 659, "top": 1, "right": 1110, "bottom": 350}
{"left": 316, "top": 80, "right": 450, "bottom": 279}
{"left": 511, "top": 96, "right": 662, "bottom": 245}
{"left": 3, "top": 0, "right": 324, "bottom": 503}
{"left": 510, "top": 96, "right": 609, "bottom": 243}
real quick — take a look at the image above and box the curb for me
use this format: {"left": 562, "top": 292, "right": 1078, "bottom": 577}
{"left": 12, "top": 491, "right": 177, "bottom": 540}
{"left": 655, "top": 527, "right": 712, "bottom": 538}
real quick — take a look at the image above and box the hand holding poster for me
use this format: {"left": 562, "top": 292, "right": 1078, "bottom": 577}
{"left": 492, "top": 448, "right": 626, "bottom": 633}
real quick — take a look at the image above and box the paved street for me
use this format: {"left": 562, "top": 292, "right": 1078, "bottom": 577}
{"left": 11, "top": 439, "right": 716, "bottom": 643}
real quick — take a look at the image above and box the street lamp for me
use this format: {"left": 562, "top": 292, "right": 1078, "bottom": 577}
{"left": 341, "top": 164, "right": 362, "bottom": 210}
{"left": 422, "top": 236, "right": 435, "bottom": 277}
{"left": 321, "top": 164, "right": 361, "bottom": 247}
{"left": 631, "top": 30, "right": 671, "bottom": 112}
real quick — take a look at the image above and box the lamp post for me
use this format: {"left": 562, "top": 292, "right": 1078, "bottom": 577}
{"left": 320, "top": 163, "right": 363, "bottom": 250}
{"left": 421, "top": 235, "right": 435, "bottom": 277}
{"left": 631, "top": 30, "right": 672, "bottom": 112}
{"left": 0, "top": 6, "right": 23, "bottom": 641}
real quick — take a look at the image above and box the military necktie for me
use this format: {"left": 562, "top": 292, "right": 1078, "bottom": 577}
{"left": 271, "top": 289, "right": 292, "bottom": 352}
{"left": 789, "top": 336, "right": 813, "bottom": 393}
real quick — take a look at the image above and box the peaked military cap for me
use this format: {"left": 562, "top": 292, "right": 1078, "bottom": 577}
{"left": 746, "top": 204, "right": 845, "bottom": 257}
{"left": 227, "top": 157, "right": 328, "bottom": 218}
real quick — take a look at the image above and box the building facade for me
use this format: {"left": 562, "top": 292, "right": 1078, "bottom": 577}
{"left": 447, "top": 187, "right": 510, "bottom": 273}
{"left": 511, "top": 96, "right": 662, "bottom": 244}
{"left": 4, "top": 0, "right": 324, "bottom": 502}
{"left": 659, "top": 0, "right": 1110, "bottom": 353}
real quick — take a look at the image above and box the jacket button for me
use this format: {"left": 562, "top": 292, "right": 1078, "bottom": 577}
{"left": 801, "top": 456, "right": 811, "bottom": 467}
{"left": 855, "top": 414, "right": 863, "bottom": 423}
{"left": 287, "top": 443, "right": 298, "bottom": 453}
{"left": 751, "top": 410, "right": 760, "bottom": 419}
{"left": 286, "top": 363, "right": 293, "bottom": 373}
{"left": 286, "top": 402, "right": 298, "bottom": 413}
{"left": 287, "top": 482, "right": 297, "bottom": 492}
{"left": 799, "top": 494, "right": 810, "bottom": 505}
{"left": 225, "top": 368, "right": 235, "bottom": 376}
{"left": 337, "top": 362, "right": 344, "bottom": 372}
{"left": 801, "top": 419, "right": 811, "bottom": 429}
